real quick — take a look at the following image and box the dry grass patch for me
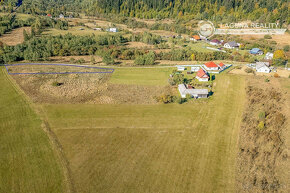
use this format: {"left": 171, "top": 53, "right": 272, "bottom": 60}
{"left": 0, "top": 27, "right": 31, "bottom": 46}
{"left": 236, "top": 76, "right": 289, "bottom": 192}
{"left": 10, "top": 65, "right": 172, "bottom": 104}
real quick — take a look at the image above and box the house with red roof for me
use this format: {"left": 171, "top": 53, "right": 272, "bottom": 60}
{"left": 217, "top": 62, "right": 226, "bottom": 70}
{"left": 196, "top": 68, "right": 209, "bottom": 82}
{"left": 204, "top": 61, "right": 219, "bottom": 71}
{"left": 190, "top": 35, "right": 201, "bottom": 41}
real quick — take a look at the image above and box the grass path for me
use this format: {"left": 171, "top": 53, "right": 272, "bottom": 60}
{"left": 43, "top": 74, "right": 246, "bottom": 193}
{"left": 0, "top": 67, "right": 68, "bottom": 193}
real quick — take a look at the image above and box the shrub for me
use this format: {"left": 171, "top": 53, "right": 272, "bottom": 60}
{"left": 245, "top": 68, "right": 254, "bottom": 73}
{"left": 69, "top": 58, "right": 76, "bottom": 63}
{"left": 283, "top": 45, "right": 290, "bottom": 52}
{"left": 175, "top": 97, "right": 186, "bottom": 104}
{"left": 264, "top": 35, "right": 272, "bottom": 39}
{"left": 257, "top": 121, "right": 265, "bottom": 130}
{"left": 258, "top": 111, "right": 266, "bottom": 121}
{"left": 155, "top": 94, "right": 174, "bottom": 104}
{"left": 274, "top": 73, "right": 279, "bottom": 78}
{"left": 265, "top": 78, "right": 270, "bottom": 82}
{"left": 77, "top": 58, "right": 85, "bottom": 64}
{"left": 134, "top": 51, "right": 156, "bottom": 65}
{"left": 52, "top": 81, "right": 63, "bottom": 87}
{"left": 102, "top": 53, "right": 115, "bottom": 65}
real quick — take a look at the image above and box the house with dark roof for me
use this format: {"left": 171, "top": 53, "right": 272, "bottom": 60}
{"left": 196, "top": 68, "right": 209, "bottom": 82}
{"left": 224, "top": 41, "right": 239, "bottom": 49}
{"left": 250, "top": 48, "right": 263, "bottom": 55}
{"left": 178, "top": 84, "right": 208, "bottom": 98}
{"left": 209, "top": 39, "right": 221, "bottom": 46}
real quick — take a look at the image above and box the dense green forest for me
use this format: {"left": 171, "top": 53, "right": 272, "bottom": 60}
{"left": 1, "top": 0, "right": 289, "bottom": 24}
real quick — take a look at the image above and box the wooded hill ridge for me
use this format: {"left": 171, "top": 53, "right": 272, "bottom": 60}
{"left": 1, "top": 0, "right": 289, "bottom": 24}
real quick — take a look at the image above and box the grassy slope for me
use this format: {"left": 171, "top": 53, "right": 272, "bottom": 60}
{"left": 110, "top": 67, "right": 173, "bottom": 86}
{"left": 43, "top": 73, "right": 246, "bottom": 193}
{"left": 0, "top": 68, "right": 65, "bottom": 193}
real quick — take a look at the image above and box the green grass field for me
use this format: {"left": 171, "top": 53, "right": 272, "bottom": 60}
{"left": 42, "top": 73, "right": 246, "bottom": 193}
{"left": 1, "top": 64, "right": 247, "bottom": 192}
{"left": 110, "top": 67, "right": 174, "bottom": 86}
{"left": 188, "top": 42, "right": 215, "bottom": 53}
{"left": 0, "top": 68, "right": 65, "bottom": 193}
{"left": 43, "top": 26, "right": 123, "bottom": 36}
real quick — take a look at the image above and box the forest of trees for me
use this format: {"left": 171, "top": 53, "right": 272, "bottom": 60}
{"left": 1, "top": 0, "right": 289, "bottom": 25}
{"left": 0, "top": 33, "right": 127, "bottom": 63}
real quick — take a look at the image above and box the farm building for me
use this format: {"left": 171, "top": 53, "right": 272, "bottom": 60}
{"left": 107, "top": 28, "right": 118, "bottom": 33}
{"left": 178, "top": 84, "right": 209, "bottom": 99}
{"left": 250, "top": 48, "right": 263, "bottom": 55}
{"left": 177, "top": 66, "right": 186, "bottom": 71}
{"left": 210, "top": 39, "right": 221, "bottom": 46}
{"left": 224, "top": 41, "right": 239, "bottom": 49}
{"left": 190, "top": 35, "right": 201, "bottom": 41}
{"left": 204, "top": 61, "right": 219, "bottom": 71}
{"left": 196, "top": 68, "right": 209, "bottom": 82}
{"left": 265, "top": 52, "right": 274, "bottom": 60}
{"left": 256, "top": 62, "right": 271, "bottom": 73}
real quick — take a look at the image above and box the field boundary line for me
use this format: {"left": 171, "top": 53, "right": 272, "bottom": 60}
{"left": 1, "top": 67, "right": 75, "bottom": 193}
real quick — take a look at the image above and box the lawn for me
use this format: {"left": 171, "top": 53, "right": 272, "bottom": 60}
{"left": 43, "top": 26, "right": 123, "bottom": 36}
{"left": 0, "top": 68, "right": 65, "bottom": 192}
{"left": 110, "top": 67, "right": 174, "bottom": 86}
{"left": 188, "top": 42, "right": 215, "bottom": 53}
{"left": 42, "top": 73, "right": 246, "bottom": 193}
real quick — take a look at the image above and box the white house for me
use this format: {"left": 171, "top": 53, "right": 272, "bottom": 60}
{"left": 178, "top": 84, "right": 208, "bottom": 98}
{"left": 224, "top": 41, "right": 239, "bottom": 49}
{"left": 196, "top": 68, "right": 209, "bottom": 82}
{"left": 94, "top": 28, "right": 102, "bottom": 31}
{"left": 265, "top": 52, "right": 274, "bottom": 60}
{"left": 256, "top": 62, "right": 271, "bottom": 73}
{"left": 177, "top": 66, "right": 186, "bottom": 71}
{"left": 107, "top": 28, "right": 118, "bottom": 33}
{"left": 204, "top": 61, "right": 219, "bottom": 71}
{"left": 59, "top": 14, "right": 64, "bottom": 19}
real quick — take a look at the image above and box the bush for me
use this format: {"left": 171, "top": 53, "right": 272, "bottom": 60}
{"left": 264, "top": 35, "right": 272, "bottom": 39}
{"left": 77, "top": 58, "right": 85, "bottom": 64}
{"left": 245, "top": 68, "right": 254, "bottom": 73}
{"left": 274, "top": 73, "right": 279, "bottom": 78}
{"left": 258, "top": 111, "right": 266, "bottom": 121}
{"left": 265, "top": 78, "right": 270, "bottom": 82}
{"left": 283, "top": 45, "right": 290, "bottom": 52}
{"left": 52, "top": 81, "right": 63, "bottom": 87}
{"left": 69, "top": 58, "right": 76, "bottom": 63}
{"left": 155, "top": 94, "right": 174, "bottom": 104}
{"left": 175, "top": 97, "right": 186, "bottom": 104}
{"left": 134, "top": 51, "right": 156, "bottom": 65}
{"left": 102, "top": 53, "right": 115, "bottom": 65}
{"left": 257, "top": 121, "right": 265, "bottom": 130}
